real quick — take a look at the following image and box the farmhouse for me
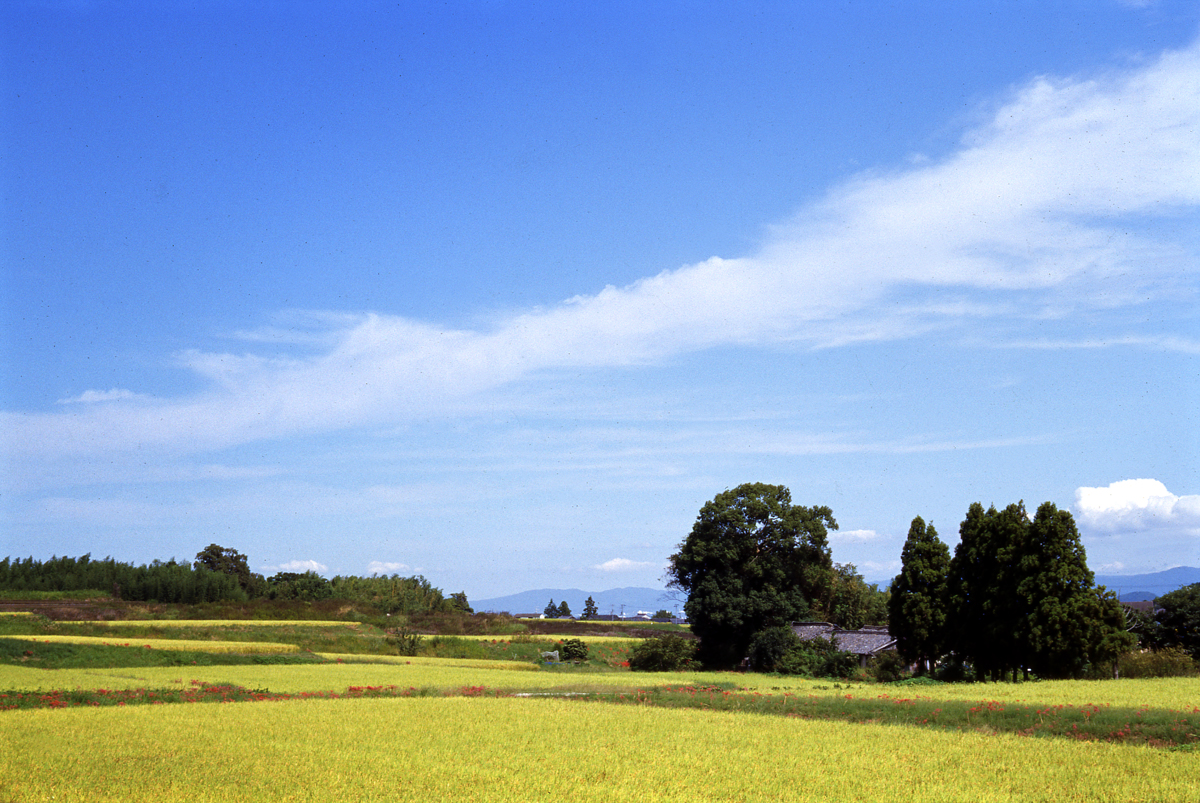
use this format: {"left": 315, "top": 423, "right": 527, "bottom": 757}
{"left": 791, "top": 622, "right": 897, "bottom": 668}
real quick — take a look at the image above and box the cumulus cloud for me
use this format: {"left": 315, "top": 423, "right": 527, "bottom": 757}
{"left": 367, "top": 561, "right": 411, "bottom": 575}
{"left": 6, "top": 40, "right": 1199, "bottom": 461}
{"left": 266, "top": 560, "right": 329, "bottom": 575}
{"left": 1074, "top": 479, "right": 1200, "bottom": 535}
{"left": 595, "top": 558, "right": 657, "bottom": 572}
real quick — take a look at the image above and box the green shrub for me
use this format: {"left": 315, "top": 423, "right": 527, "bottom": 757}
{"left": 748, "top": 626, "right": 800, "bottom": 673}
{"left": 866, "top": 651, "right": 908, "bottom": 682}
{"left": 559, "top": 638, "right": 588, "bottom": 661}
{"left": 385, "top": 626, "right": 424, "bottom": 657}
{"left": 1117, "top": 647, "right": 1198, "bottom": 678}
{"left": 628, "top": 634, "right": 696, "bottom": 671}
{"left": 774, "top": 637, "right": 858, "bottom": 678}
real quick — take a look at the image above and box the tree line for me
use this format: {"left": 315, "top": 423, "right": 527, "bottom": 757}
{"left": 0, "top": 544, "right": 470, "bottom": 616}
{"left": 668, "top": 483, "right": 1140, "bottom": 679}
{"left": 889, "top": 503, "right": 1134, "bottom": 680}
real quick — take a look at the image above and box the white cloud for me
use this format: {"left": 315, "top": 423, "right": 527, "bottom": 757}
{"left": 831, "top": 529, "right": 885, "bottom": 542}
{"left": 1074, "top": 479, "right": 1200, "bottom": 535}
{"left": 265, "top": 560, "right": 328, "bottom": 575}
{"left": 56, "top": 388, "right": 148, "bottom": 404}
{"left": 367, "top": 561, "right": 411, "bottom": 576}
{"left": 6, "top": 40, "right": 1199, "bottom": 462}
{"left": 595, "top": 558, "right": 657, "bottom": 572}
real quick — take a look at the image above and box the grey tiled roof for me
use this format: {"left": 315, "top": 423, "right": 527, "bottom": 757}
{"left": 790, "top": 622, "right": 896, "bottom": 656}
{"left": 791, "top": 622, "right": 837, "bottom": 642}
{"left": 832, "top": 630, "right": 896, "bottom": 656}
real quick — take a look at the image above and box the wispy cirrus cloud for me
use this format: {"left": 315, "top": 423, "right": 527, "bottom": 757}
{"left": 5, "top": 40, "right": 1198, "bottom": 464}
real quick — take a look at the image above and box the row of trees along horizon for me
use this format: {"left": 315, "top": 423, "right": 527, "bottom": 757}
{"left": 665, "top": 483, "right": 1191, "bottom": 680}
{"left": 0, "top": 545, "right": 471, "bottom": 616}
{"left": 5, "top": 485, "right": 1197, "bottom": 679}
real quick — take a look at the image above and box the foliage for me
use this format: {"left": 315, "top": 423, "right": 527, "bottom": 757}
{"left": 448, "top": 592, "right": 473, "bottom": 614}
{"left": 888, "top": 516, "right": 950, "bottom": 671}
{"left": 775, "top": 636, "right": 859, "bottom": 678}
{"left": 667, "top": 482, "right": 835, "bottom": 669}
{"left": 557, "top": 600, "right": 572, "bottom": 618}
{"left": 543, "top": 599, "right": 559, "bottom": 618}
{"left": 194, "top": 544, "right": 265, "bottom": 596}
{"left": 266, "top": 571, "right": 332, "bottom": 601}
{"left": 652, "top": 609, "right": 674, "bottom": 620}
{"left": 559, "top": 638, "right": 589, "bottom": 661}
{"left": 946, "top": 501, "right": 1134, "bottom": 680}
{"left": 864, "top": 650, "right": 908, "bottom": 683}
{"left": 1154, "top": 583, "right": 1200, "bottom": 659}
{"left": 327, "top": 574, "right": 456, "bottom": 616}
{"left": 747, "top": 626, "right": 799, "bottom": 673}
{"left": 0, "top": 554, "right": 247, "bottom": 604}
{"left": 1112, "top": 647, "right": 1199, "bottom": 679}
{"left": 582, "top": 596, "right": 598, "bottom": 620}
{"left": 819, "top": 562, "right": 888, "bottom": 629}
{"left": 386, "top": 627, "right": 425, "bottom": 656}
{"left": 628, "top": 634, "right": 697, "bottom": 671}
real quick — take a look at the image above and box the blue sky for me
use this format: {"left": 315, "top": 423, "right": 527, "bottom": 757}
{"left": 2, "top": 1, "right": 1198, "bottom": 600}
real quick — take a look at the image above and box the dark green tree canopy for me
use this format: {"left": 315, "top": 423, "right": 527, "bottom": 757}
{"left": 667, "top": 483, "right": 835, "bottom": 669}
{"left": 193, "top": 544, "right": 261, "bottom": 594}
{"left": 1155, "top": 583, "right": 1200, "bottom": 659}
{"left": 582, "top": 596, "right": 599, "bottom": 620}
{"left": 946, "top": 500, "right": 1134, "bottom": 680}
{"left": 888, "top": 516, "right": 951, "bottom": 670}
{"left": 543, "top": 598, "right": 559, "bottom": 618}
{"left": 449, "top": 591, "right": 473, "bottom": 614}
{"left": 557, "top": 600, "right": 572, "bottom": 618}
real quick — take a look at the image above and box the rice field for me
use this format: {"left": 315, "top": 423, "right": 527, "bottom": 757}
{"left": 61, "top": 619, "right": 362, "bottom": 628}
{"left": 3, "top": 617, "right": 1198, "bottom": 801}
{"left": 0, "top": 634, "right": 301, "bottom": 654}
{"left": 3, "top": 696, "right": 1197, "bottom": 802}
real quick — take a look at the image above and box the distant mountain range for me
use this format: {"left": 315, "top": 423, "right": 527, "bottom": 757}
{"left": 472, "top": 587, "right": 681, "bottom": 617}
{"left": 1094, "top": 566, "right": 1199, "bottom": 601}
{"left": 473, "top": 567, "right": 1199, "bottom": 615}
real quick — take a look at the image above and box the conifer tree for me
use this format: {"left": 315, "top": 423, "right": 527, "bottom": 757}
{"left": 888, "top": 516, "right": 950, "bottom": 673}
{"left": 945, "top": 500, "right": 1135, "bottom": 680}
{"left": 946, "top": 502, "right": 1028, "bottom": 680}
{"left": 582, "top": 596, "right": 599, "bottom": 620}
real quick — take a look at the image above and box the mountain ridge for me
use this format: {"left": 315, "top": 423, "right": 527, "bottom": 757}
{"left": 473, "top": 586, "right": 680, "bottom": 617}
{"left": 473, "top": 567, "right": 1199, "bottom": 614}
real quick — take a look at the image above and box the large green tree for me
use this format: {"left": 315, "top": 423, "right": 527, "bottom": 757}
{"left": 194, "top": 544, "right": 264, "bottom": 596}
{"left": 946, "top": 502, "right": 1028, "bottom": 680}
{"left": 946, "top": 501, "right": 1134, "bottom": 680}
{"left": 888, "top": 516, "right": 951, "bottom": 672}
{"left": 821, "top": 562, "right": 888, "bottom": 629}
{"left": 1018, "top": 502, "right": 1134, "bottom": 678}
{"left": 666, "top": 483, "right": 835, "bottom": 669}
